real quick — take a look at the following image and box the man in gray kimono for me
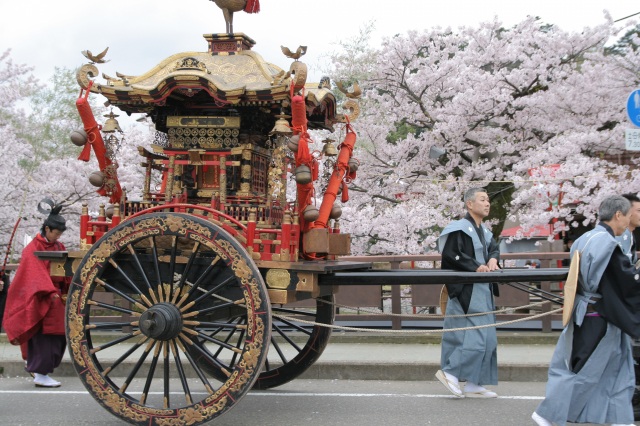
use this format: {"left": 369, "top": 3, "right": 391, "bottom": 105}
{"left": 532, "top": 195, "right": 640, "bottom": 426}
{"left": 435, "top": 187, "right": 500, "bottom": 398}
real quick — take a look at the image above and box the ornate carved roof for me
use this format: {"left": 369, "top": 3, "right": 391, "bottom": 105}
{"left": 92, "top": 53, "right": 288, "bottom": 111}
{"left": 77, "top": 33, "right": 338, "bottom": 123}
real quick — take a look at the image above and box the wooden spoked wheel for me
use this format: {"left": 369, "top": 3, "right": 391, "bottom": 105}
{"left": 189, "top": 295, "right": 335, "bottom": 389}
{"left": 66, "top": 212, "right": 271, "bottom": 426}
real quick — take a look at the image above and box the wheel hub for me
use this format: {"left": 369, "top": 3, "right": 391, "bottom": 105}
{"left": 139, "top": 302, "right": 183, "bottom": 340}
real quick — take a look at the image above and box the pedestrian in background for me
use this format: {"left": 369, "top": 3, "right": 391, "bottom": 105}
{"left": 617, "top": 193, "right": 640, "bottom": 264}
{"left": 532, "top": 195, "right": 640, "bottom": 426}
{"left": 2, "top": 204, "right": 70, "bottom": 388}
{"left": 435, "top": 187, "right": 500, "bottom": 398}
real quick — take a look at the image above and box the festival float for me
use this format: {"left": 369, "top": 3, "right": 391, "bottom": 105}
{"left": 58, "top": 1, "right": 369, "bottom": 424}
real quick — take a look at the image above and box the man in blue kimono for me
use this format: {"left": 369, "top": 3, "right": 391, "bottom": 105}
{"left": 532, "top": 195, "right": 640, "bottom": 426}
{"left": 436, "top": 187, "right": 500, "bottom": 398}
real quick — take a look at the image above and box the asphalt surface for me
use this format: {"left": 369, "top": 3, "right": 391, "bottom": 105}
{"left": 1, "top": 331, "right": 636, "bottom": 426}
{"left": 0, "top": 378, "right": 625, "bottom": 426}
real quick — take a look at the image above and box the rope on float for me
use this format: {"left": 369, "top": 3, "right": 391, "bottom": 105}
{"left": 273, "top": 307, "right": 563, "bottom": 334}
{"left": 317, "top": 298, "right": 556, "bottom": 319}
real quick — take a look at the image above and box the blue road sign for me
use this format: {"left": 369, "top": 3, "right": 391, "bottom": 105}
{"left": 627, "top": 90, "right": 640, "bottom": 127}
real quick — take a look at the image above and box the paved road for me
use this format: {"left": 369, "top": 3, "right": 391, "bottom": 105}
{"left": 0, "top": 377, "right": 621, "bottom": 426}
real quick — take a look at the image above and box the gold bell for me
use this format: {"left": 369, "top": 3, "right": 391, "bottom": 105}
{"left": 102, "top": 111, "right": 122, "bottom": 133}
{"left": 322, "top": 138, "right": 338, "bottom": 157}
{"left": 270, "top": 114, "right": 293, "bottom": 136}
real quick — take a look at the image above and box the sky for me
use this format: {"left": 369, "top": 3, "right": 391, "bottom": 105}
{"left": 1, "top": 0, "right": 638, "bottom": 125}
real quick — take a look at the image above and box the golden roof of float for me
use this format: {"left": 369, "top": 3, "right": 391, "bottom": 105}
{"left": 77, "top": 33, "right": 336, "bottom": 115}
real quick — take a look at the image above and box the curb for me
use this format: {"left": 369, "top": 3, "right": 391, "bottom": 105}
{"left": 0, "top": 360, "right": 551, "bottom": 382}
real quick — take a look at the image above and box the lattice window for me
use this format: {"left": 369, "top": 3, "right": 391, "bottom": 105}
{"left": 251, "top": 152, "right": 268, "bottom": 195}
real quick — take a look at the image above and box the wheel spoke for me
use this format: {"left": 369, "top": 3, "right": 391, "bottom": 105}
{"left": 228, "top": 327, "right": 244, "bottom": 368}
{"left": 186, "top": 321, "right": 247, "bottom": 330}
{"left": 102, "top": 336, "right": 149, "bottom": 376}
{"left": 169, "top": 339, "right": 193, "bottom": 405}
{"left": 175, "top": 242, "right": 200, "bottom": 295}
{"left": 190, "top": 276, "right": 236, "bottom": 307}
{"left": 274, "top": 316, "right": 313, "bottom": 336}
{"left": 163, "top": 341, "right": 170, "bottom": 408}
{"left": 85, "top": 321, "right": 138, "bottom": 330}
{"left": 140, "top": 340, "right": 163, "bottom": 405}
{"left": 96, "top": 277, "right": 149, "bottom": 310}
{"left": 193, "top": 329, "right": 244, "bottom": 354}
{"left": 206, "top": 316, "right": 245, "bottom": 364}
{"left": 175, "top": 338, "right": 215, "bottom": 394}
{"left": 127, "top": 244, "right": 159, "bottom": 304}
{"left": 90, "top": 331, "right": 140, "bottom": 354}
{"left": 272, "top": 320, "right": 303, "bottom": 351}
{"left": 88, "top": 299, "right": 141, "bottom": 316}
{"left": 168, "top": 236, "right": 178, "bottom": 290}
{"left": 150, "top": 237, "right": 164, "bottom": 299}
{"left": 182, "top": 338, "right": 232, "bottom": 377}
{"left": 188, "top": 300, "right": 235, "bottom": 316}
{"left": 119, "top": 339, "right": 157, "bottom": 393}
{"left": 184, "top": 256, "right": 221, "bottom": 301}
{"left": 269, "top": 332, "right": 290, "bottom": 364}
{"left": 108, "top": 258, "right": 146, "bottom": 297}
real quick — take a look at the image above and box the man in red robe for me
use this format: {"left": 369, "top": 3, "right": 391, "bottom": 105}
{"left": 3, "top": 205, "right": 70, "bottom": 387}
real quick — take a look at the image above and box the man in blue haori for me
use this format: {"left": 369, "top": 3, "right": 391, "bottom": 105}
{"left": 617, "top": 193, "right": 640, "bottom": 265}
{"left": 532, "top": 195, "right": 640, "bottom": 426}
{"left": 435, "top": 187, "right": 500, "bottom": 398}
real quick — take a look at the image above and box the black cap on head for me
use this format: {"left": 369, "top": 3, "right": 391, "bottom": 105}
{"left": 43, "top": 204, "right": 67, "bottom": 232}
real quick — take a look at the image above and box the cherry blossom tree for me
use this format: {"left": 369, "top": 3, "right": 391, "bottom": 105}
{"left": 0, "top": 50, "right": 41, "bottom": 260}
{"left": 0, "top": 56, "right": 131, "bottom": 257}
{"left": 327, "top": 15, "right": 640, "bottom": 254}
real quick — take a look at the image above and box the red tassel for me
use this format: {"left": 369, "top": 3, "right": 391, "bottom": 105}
{"left": 77, "top": 143, "right": 92, "bottom": 162}
{"left": 244, "top": 0, "right": 260, "bottom": 13}
{"left": 341, "top": 182, "right": 349, "bottom": 203}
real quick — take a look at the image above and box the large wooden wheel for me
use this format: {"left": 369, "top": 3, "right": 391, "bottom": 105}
{"left": 188, "top": 295, "right": 334, "bottom": 389}
{"left": 66, "top": 212, "right": 271, "bottom": 426}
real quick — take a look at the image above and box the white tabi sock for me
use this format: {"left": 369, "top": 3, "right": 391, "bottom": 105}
{"left": 443, "top": 371, "right": 459, "bottom": 386}
{"left": 464, "top": 382, "right": 487, "bottom": 392}
{"left": 531, "top": 412, "right": 553, "bottom": 426}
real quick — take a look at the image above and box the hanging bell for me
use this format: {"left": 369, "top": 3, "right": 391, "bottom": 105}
{"left": 89, "top": 171, "right": 105, "bottom": 187}
{"left": 303, "top": 204, "right": 319, "bottom": 222}
{"left": 70, "top": 129, "right": 88, "bottom": 146}
{"left": 270, "top": 114, "right": 293, "bottom": 136}
{"left": 102, "top": 111, "right": 123, "bottom": 133}
{"left": 295, "top": 164, "right": 312, "bottom": 184}
{"left": 287, "top": 134, "right": 300, "bottom": 152}
{"left": 329, "top": 204, "right": 342, "bottom": 219}
{"left": 322, "top": 139, "right": 338, "bottom": 157}
{"left": 348, "top": 158, "right": 359, "bottom": 173}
